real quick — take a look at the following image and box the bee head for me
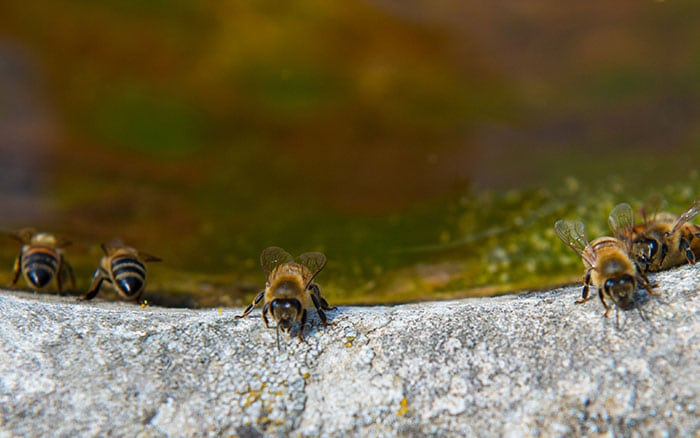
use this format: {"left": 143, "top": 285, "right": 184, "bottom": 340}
{"left": 604, "top": 274, "right": 636, "bottom": 309}
{"left": 633, "top": 238, "right": 659, "bottom": 268}
{"left": 271, "top": 298, "right": 302, "bottom": 331}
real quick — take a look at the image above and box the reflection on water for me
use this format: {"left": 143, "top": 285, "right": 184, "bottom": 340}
{"left": 0, "top": 1, "right": 699, "bottom": 307}
{"left": 0, "top": 43, "right": 52, "bottom": 224}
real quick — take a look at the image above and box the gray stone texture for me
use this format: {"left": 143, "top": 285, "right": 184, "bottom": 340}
{"left": 0, "top": 265, "right": 698, "bottom": 436}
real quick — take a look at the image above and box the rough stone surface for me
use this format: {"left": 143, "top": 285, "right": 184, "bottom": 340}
{"left": 0, "top": 265, "right": 698, "bottom": 436}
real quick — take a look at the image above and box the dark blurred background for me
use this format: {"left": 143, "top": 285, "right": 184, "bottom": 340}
{"left": 0, "top": 1, "right": 699, "bottom": 306}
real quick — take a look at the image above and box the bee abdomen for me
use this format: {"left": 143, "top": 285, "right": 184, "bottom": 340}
{"left": 22, "top": 248, "right": 58, "bottom": 288}
{"left": 111, "top": 257, "right": 147, "bottom": 297}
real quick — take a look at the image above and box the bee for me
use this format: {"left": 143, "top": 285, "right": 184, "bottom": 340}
{"left": 555, "top": 203, "right": 656, "bottom": 317}
{"left": 79, "top": 241, "right": 161, "bottom": 303}
{"left": 236, "top": 246, "right": 336, "bottom": 349}
{"left": 9, "top": 228, "right": 75, "bottom": 293}
{"left": 632, "top": 197, "right": 700, "bottom": 272}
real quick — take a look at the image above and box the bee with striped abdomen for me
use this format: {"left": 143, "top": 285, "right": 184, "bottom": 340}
{"left": 79, "top": 241, "right": 161, "bottom": 303}
{"left": 555, "top": 203, "right": 657, "bottom": 317}
{"left": 236, "top": 246, "right": 336, "bottom": 349}
{"left": 9, "top": 228, "right": 75, "bottom": 293}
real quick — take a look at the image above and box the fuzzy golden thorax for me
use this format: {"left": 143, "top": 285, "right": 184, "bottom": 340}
{"left": 585, "top": 237, "right": 638, "bottom": 309}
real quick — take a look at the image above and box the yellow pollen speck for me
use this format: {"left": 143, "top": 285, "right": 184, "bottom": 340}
{"left": 242, "top": 383, "right": 267, "bottom": 408}
{"left": 345, "top": 336, "right": 355, "bottom": 348}
{"left": 242, "top": 391, "right": 261, "bottom": 408}
{"left": 217, "top": 307, "right": 223, "bottom": 315}
{"left": 398, "top": 397, "right": 409, "bottom": 416}
{"left": 140, "top": 300, "right": 148, "bottom": 309}
{"left": 303, "top": 372, "right": 310, "bottom": 379}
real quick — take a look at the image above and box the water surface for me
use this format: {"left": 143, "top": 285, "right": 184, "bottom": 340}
{"left": 1, "top": 1, "right": 699, "bottom": 306}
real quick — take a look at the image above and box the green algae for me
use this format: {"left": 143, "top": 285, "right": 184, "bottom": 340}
{"left": 3, "top": 170, "right": 696, "bottom": 308}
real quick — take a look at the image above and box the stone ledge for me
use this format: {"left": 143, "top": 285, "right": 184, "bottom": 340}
{"left": 0, "top": 265, "right": 698, "bottom": 436}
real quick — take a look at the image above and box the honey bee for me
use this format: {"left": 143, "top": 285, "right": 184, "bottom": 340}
{"left": 9, "top": 228, "right": 75, "bottom": 293}
{"left": 632, "top": 197, "right": 700, "bottom": 272}
{"left": 555, "top": 203, "right": 656, "bottom": 317}
{"left": 236, "top": 246, "right": 336, "bottom": 349}
{"left": 79, "top": 241, "right": 161, "bottom": 302}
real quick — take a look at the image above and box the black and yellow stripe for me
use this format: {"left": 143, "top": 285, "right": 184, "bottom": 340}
{"left": 110, "top": 255, "right": 147, "bottom": 298}
{"left": 21, "top": 246, "right": 59, "bottom": 289}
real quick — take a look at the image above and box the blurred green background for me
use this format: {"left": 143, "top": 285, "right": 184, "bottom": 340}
{"left": 0, "top": 1, "right": 699, "bottom": 307}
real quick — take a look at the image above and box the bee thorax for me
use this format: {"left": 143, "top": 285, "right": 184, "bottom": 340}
{"left": 599, "top": 258, "right": 629, "bottom": 275}
{"left": 271, "top": 279, "right": 305, "bottom": 298}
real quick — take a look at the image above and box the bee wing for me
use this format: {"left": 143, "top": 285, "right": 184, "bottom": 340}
{"left": 554, "top": 220, "right": 595, "bottom": 265}
{"left": 296, "top": 251, "right": 327, "bottom": 286}
{"left": 7, "top": 228, "right": 37, "bottom": 244}
{"left": 138, "top": 251, "right": 162, "bottom": 263}
{"left": 101, "top": 239, "right": 125, "bottom": 255}
{"left": 554, "top": 219, "right": 589, "bottom": 255}
{"left": 670, "top": 198, "right": 700, "bottom": 234}
{"left": 260, "top": 246, "right": 294, "bottom": 274}
{"left": 639, "top": 193, "right": 665, "bottom": 225}
{"left": 54, "top": 237, "right": 72, "bottom": 248}
{"left": 608, "top": 203, "right": 635, "bottom": 250}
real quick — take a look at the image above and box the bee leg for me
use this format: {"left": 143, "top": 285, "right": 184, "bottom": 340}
{"left": 636, "top": 304, "right": 647, "bottom": 322}
{"left": 56, "top": 257, "right": 76, "bottom": 295}
{"left": 235, "top": 290, "right": 265, "bottom": 319}
{"left": 275, "top": 326, "right": 282, "bottom": 352}
{"left": 11, "top": 254, "right": 21, "bottom": 286}
{"left": 133, "top": 288, "right": 146, "bottom": 305}
{"left": 679, "top": 237, "right": 696, "bottom": 264}
{"left": 261, "top": 302, "right": 271, "bottom": 328}
{"left": 78, "top": 268, "right": 108, "bottom": 301}
{"left": 599, "top": 289, "right": 611, "bottom": 318}
{"left": 56, "top": 271, "right": 63, "bottom": 295}
{"left": 575, "top": 269, "right": 593, "bottom": 304}
{"left": 298, "top": 309, "right": 308, "bottom": 342}
{"left": 634, "top": 262, "right": 658, "bottom": 290}
{"left": 658, "top": 243, "right": 669, "bottom": 268}
{"left": 55, "top": 261, "right": 66, "bottom": 295}
{"left": 322, "top": 299, "right": 335, "bottom": 311}
{"left": 309, "top": 284, "right": 336, "bottom": 311}
{"left": 311, "top": 294, "right": 334, "bottom": 326}
{"left": 638, "top": 273, "right": 660, "bottom": 297}
{"left": 62, "top": 259, "right": 77, "bottom": 290}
